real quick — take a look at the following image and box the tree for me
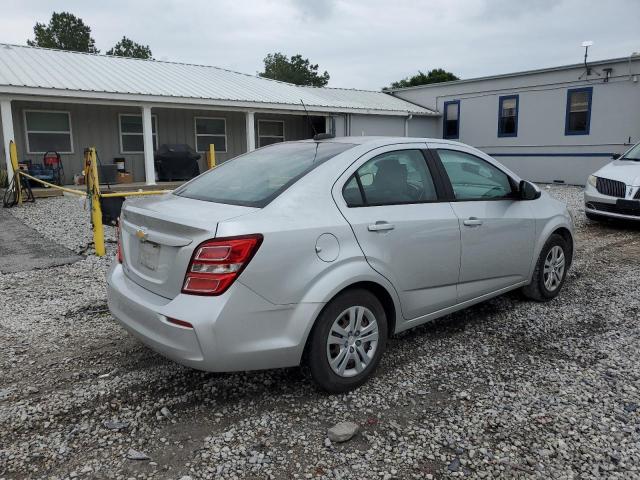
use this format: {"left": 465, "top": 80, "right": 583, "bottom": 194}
{"left": 259, "top": 53, "right": 330, "bottom": 87}
{"left": 27, "top": 12, "right": 98, "bottom": 53}
{"left": 107, "top": 36, "right": 153, "bottom": 59}
{"left": 388, "top": 68, "right": 459, "bottom": 89}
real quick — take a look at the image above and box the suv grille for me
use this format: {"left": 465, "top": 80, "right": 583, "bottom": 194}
{"left": 596, "top": 177, "right": 626, "bottom": 198}
{"left": 635, "top": 189, "right": 640, "bottom": 200}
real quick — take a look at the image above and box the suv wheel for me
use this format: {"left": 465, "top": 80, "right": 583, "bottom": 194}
{"left": 307, "top": 289, "right": 387, "bottom": 393}
{"left": 522, "top": 233, "right": 570, "bottom": 301}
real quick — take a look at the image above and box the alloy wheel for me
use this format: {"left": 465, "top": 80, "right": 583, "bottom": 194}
{"left": 326, "top": 306, "right": 379, "bottom": 378}
{"left": 543, "top": 245, "right": 565, "bottom": 292}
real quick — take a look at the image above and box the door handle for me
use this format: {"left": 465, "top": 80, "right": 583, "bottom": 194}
{"left": 368, "top": 221, "right": 395, "bottom": 232}
{"left": 463, "top": 217, "right": 483, "bottom": 227}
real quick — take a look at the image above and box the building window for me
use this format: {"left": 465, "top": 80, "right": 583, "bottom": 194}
{"left": 24, "top": 110, "right": 73, "bottom": 154}
{"left": 498, "top": 95, "right": 518, "bottom": 137}
{"left": 119, "top": 114, "right": 158, "bottom": 153}
{"left": 195, "top": 117, "right": 227, "bottom": 152}
{"left": 565, "top": 87, "right": 592, "bottom": 135}
{"left": 443, "top": 100, "right": 460, "bottom": 139}
{"left": 258, "top": 120, "right": 285, "bottom": 147}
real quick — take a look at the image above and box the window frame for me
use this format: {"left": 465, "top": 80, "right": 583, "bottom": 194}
{"left": 341, "top": 148, "right": 449, "bottom": 208}
{"left": 24, "top": 109, "right": 74, "bottom": 154}
{"left": 118, "top": 113, "right": 158, "bottom": 154}
{"left": 258, "top": 119, "right": 285, "bottom": 147}
{"left": 564, "top": 87, "right": 593, "bottom": 136}
{"left": 442, "top": 100, "right": 460, "bottom": 140}
{"left": 194, "top": 116, "right": 228, "bottom": 153}
{"left": 497, "top": 94, "right": 519, "bottom": 138}
{"left": 432, "top": 148, "right": 519, "bottom": 202}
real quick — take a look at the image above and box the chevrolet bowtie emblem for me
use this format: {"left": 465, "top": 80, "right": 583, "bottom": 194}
{"left": 136, "top": 229, "right": 148, "bottom": 240}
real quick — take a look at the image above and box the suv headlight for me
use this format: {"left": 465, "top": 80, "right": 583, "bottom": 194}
{"left": 587, "top": 175, "right": 597, "bottom": 188}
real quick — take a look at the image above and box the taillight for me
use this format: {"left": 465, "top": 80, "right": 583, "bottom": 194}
{"left": 116, "top": 220, "right": 124, "bottom": 264}
{"left": 182, "top": 234, "right": 263, "bottom": 296}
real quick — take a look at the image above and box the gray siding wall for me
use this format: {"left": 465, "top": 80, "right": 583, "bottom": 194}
{"left": 9, "top": 102, "right": 317, "bottom": 184}
{"left": 350, "top": 114, "right": 405, "bottom": 137}
{"left": 408, "top": 116, "right": 438, "bottom": 138}
{"left": 393, "top": 58, "right": 640, "bottom": 184}
{"left": 331, "top": 114, "right": 438, "bottom": 139}
{"left": 253, "top": 113, "right": 315, "bottom": 147}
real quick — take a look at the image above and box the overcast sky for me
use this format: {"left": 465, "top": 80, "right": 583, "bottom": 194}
{"left": 3, "top": 0, "right": 639, "bottom": 90}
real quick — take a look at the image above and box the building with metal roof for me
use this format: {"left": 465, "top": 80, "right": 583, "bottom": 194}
{"left": 0, "top": 43, "right": 435, "bottom": 184}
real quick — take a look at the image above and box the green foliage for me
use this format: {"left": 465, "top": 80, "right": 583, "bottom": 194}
{"left": 107, "top": 36, "right": 153, "bottom": 59}
{"left": 27, "top": 12, "right": 99, "bottom": 53}
{"left": 388, "top": 68, "right": 459, "bottom": 89}
{"left": 259, "top": 53, "right": 330, "bottom": 87}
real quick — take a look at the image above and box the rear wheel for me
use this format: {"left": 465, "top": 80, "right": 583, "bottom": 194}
{"left": 522, "top": 234, "right": 569, "bottom": 302}
{"left": 307, "top": 289, "right": 387, "bottom": 393}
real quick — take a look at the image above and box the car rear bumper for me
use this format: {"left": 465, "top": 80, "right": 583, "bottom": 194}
{"left": 584, "top": 186, "right": 640, "bottom": 221}
{"left": 107, "top": 263, "right": 323, "bottom": 372}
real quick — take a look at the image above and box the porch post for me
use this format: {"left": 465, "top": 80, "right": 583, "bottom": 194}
{"left": 325, "top": 116, "right": 333, "bottom": 136}
{"left": 141, "top": 105, "right": 156, "bottom": 185}
{"left": 245, "top": 111, "right": 255, "bottom": 152}
{"left": 1, "top": 98, "right": 15, "bottom": 180}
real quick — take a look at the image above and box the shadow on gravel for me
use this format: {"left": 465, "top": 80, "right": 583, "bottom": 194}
{"left": 0, "top": 209, "right": 80, "bottom": 273}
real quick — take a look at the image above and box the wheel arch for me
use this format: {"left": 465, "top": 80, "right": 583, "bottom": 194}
{"left": 301, "top": 280, "right": 399, "bottom": 362}
{"left": 551, "top": 226, "right": 574, "bottom": 267}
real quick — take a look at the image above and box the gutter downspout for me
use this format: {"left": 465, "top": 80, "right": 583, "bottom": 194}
{"left": 404, "top": 114, "right": 413, "bottom": 137}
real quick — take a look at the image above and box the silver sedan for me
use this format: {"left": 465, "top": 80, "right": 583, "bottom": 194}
{"left": 107, "top": 137, "right": 574, "bottom": 392}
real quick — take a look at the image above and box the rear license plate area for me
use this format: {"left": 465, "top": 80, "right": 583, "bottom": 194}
{"left": 616, "top": 199, "right": 640, "bottom": 212}
{"left": 139, "top": 240, "right": 160, "bottom": 271}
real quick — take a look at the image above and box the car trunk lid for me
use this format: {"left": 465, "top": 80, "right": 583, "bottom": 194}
{"left": 120, "top": 194, "right": 257, "bottom": 299}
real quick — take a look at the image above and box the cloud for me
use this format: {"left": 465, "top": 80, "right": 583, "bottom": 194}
{"left": 290, "top": 0, "right": 336, "bottom": 20}
{"left": 2, "top": 0, "right": 639, "bottom": 89}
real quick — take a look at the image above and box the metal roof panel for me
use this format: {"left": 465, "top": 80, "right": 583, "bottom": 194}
{"left": 0, "top": 44, "right": 435, "bottom": 115}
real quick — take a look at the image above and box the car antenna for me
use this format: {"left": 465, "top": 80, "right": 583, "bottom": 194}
{"left": 300, "top": 100, "right": 336, "bottom": 141}
{"left": 300, "top": 99, "right": 318, "bottom": 137}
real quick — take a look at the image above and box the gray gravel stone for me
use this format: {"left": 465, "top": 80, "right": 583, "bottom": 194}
{"left": 327, "top": 421, "right": 359, "bottom": 442}
{"left": 1, "top": 186, "right": 640, "bottom": 479}
{"left": 126, "top": 448, "right": 149, "bottom": 460}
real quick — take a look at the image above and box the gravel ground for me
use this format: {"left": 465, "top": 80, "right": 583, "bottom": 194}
{"left": 1, "top": 186, "right": 639, "bottom": 480}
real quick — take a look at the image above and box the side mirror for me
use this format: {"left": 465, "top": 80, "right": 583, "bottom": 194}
{"left": 519, "top": 180, "right": 541, "bottom": 200}
{"left": 612, "top": 153, "right": 621, "bottom": 160}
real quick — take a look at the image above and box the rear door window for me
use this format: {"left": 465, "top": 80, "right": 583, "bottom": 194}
{"left": 175, "top": 142, "right": 354, "bottom": 207}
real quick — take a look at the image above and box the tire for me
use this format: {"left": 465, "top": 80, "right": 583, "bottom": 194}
{"left": 307, "top": 289, "right": 387, "bottom": 393}
{"left": 522, "top": 233, "right": 570, "bottom": 302}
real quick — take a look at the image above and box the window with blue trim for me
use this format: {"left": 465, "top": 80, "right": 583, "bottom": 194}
{"left": 443, "top": 100, "right": 460, "bottom": 139}
{"left": 498, "top": 95, "right": 518, "bottom": 137}
{"left": 565, "top": 87, "right": 592, "bottom": 135}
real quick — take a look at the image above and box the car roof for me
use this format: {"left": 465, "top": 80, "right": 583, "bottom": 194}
{"left": 299, "top": 136, "right": 466, "bottom": 148}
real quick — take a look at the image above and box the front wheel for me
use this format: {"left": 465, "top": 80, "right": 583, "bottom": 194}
{"left": 522, "top": 233, "right": 570, "bottom": 302}
{"left": 307, "top": 289, "right": 387, "bottom": 393}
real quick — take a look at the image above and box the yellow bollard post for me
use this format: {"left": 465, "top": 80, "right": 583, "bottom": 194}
{"left": 208, "top": 144, "right": 216, "bottom": 169}
{"left": 88, "top": 147, "right": 106, "bottom": 257}
{"left": 9, "top": 141, "right": 21, "bottom": 205}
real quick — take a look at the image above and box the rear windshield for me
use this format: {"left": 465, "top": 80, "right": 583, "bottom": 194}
{"left": 175, "top": 141, "right": 354, "bottom": 207}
